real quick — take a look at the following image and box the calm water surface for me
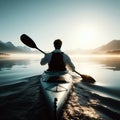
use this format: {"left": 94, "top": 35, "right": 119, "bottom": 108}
{"left": 0, "top": 55, "right": 120, "bottom": 120}
{"left": 0, "top": 55, "right": 120, "bottom": 97}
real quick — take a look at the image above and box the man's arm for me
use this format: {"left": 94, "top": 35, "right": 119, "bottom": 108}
{"left": 63, "top": 54, "right": 75, "bottom": 71}
{"left": 40, "top": 53, "right": 51, "bottom": 65}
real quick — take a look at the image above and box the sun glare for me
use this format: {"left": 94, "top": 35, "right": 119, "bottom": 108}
{"left": 72, "top": 22, "right": 101, "bottom": 49}
{"left": 82, "top": 30, "right": 94, "bottom": 41}
{"left": 80, "top": 27, "right": 97, "bottom": 49}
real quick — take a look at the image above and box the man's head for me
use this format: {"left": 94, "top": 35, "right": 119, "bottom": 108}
{"left": 54, "top": 39, "right": 62, "bottom": 49}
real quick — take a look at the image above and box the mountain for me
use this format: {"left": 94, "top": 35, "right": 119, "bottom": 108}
{"left": 0, "top": 41, "right": 32, "bottom": 53}
{"left": 93, "top": 40, "right": 120, "bottom": 54}
{"left": 95, "top": 40, "right": 120, "bottom": 51}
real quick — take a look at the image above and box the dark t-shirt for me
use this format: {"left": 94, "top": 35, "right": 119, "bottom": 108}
{"left": 47, "top": 52, "right": 66, "bottom": 71}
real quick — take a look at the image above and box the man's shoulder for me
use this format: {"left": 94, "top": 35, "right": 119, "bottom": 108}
{"left": 45, "top": 52, "right": 52, "bottom": 57}
{"left": 61, "top": 52, "right": 70, "bottom": 58}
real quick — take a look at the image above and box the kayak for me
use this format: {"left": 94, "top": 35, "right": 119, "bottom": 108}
{"left": 40, "top": 71, "right": 73, "bottom": 120}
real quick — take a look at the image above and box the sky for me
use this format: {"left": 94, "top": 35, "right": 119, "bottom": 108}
{"left": 0, "top": 0, "right": 120, "bottom": 51}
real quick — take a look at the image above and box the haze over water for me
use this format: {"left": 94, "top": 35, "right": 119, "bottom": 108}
{"left": 0, "top": 55, "right": 120, "bottom": 98}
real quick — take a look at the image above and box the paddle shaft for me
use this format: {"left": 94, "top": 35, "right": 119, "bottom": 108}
{"left": 36, "top": 47, "right": 46, "bottom": 55}
{"left": 74, "top": 70, "right": 82, "bottom": 76}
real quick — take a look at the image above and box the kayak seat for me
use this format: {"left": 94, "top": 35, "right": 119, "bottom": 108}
{"left": 47, "top": 76, "right": 68, "bottom": 83}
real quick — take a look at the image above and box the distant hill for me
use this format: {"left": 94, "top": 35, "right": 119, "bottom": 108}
{"left": 93, "top": 40, "right": 120, "bottom": 54}
{"left": 0, "top": 40, "right": 32, "bottom": 53}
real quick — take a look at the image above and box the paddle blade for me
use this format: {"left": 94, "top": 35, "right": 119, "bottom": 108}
{"left": 74, "top": 70, "right": 96, "bottom": 83}
{"left": 20, "top": 34, "right": 37, "bottom": 48}
{"left": 80, "top": 74, "right": 96, "bottom": 83}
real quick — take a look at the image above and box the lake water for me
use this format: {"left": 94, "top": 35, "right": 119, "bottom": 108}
{"left": 0, "top": 54, "right": 120, "bottom": 120}
{"left": 0, "top": 55, "right": 120, "bottom": 98}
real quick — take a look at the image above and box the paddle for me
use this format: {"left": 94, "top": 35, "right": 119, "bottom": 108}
{"left": 20, "top": 34, "right": 46, "bottom": 55}
{"left": 74, "top": 70, "right": 95, "bottom": 83}
{"left": 20, "top": 34, "right": 96, "bottom": 83}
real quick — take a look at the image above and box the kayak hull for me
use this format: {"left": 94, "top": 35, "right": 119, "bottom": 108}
{"left": 40, "top": 71, "right": 73, "bottom": 120}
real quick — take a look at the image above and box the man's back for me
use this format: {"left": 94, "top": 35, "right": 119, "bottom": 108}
{"left": 48, "top": 52, "right": 66, "bottom": 71}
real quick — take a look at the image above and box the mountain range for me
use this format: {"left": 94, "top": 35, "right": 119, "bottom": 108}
{"left": 0, "top": 41, "right": 32, "bottom": 53}
{"left": 0, "top": 40, "right": 120, "bottom": 54}
{"left": 93, "top": 40, "right": 120, "bottom": 54}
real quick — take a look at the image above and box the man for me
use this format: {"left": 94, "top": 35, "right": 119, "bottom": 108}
{"left": 40, "top": 39, "right": 75, "bottom": 72}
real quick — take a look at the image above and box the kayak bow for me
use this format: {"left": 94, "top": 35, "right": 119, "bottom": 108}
{"left": 40, "top": 71, "right": 73, "bottom": 120}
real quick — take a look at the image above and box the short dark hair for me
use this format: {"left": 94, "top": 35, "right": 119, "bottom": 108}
{"left": 54, "top": 39, "right": 62, "bottom": 49}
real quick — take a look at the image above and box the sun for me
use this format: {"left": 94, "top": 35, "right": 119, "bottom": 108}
{"left": 65, "top": 22, "right": 101, "bottom": 50}
{"left": 76, "top": 25, "right": 98, "bottom": 49}
{"left": 82, "top": 30, "right": 94, "bottom": 41}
